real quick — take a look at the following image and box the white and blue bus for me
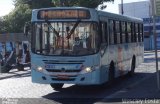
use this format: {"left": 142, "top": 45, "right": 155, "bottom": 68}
{"left": 28, "top": 7, "right": 144, "bottom": 90}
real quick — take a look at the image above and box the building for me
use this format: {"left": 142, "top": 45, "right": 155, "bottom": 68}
{"left": 119, "top": 0, "right": 160, "bottom": 50}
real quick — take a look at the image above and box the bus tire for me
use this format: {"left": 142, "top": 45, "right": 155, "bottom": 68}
{"left": 128, "top": 56, "right": 136, "bottom": 76}
{"left": 17, "top": 64, "right": 24, "bottom": 71}
{"left": 50, "top": 83, "right": 64, "bottom": 90}
{"left": 108, "top": 61, "right": 115, "bottom": 85}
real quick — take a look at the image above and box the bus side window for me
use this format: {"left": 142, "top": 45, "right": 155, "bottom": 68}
{"left": 101, "top": 22, "right": 105, "bottom": 43}
{"left": 104, "top": 22, "right": 108, "bottom": 44}
{"left": 141, "top": 24, "right": 144, "bottom": 42}
{"left": 119, "top": 21, "right": 122, "bottom": 43}
{"left": 133, "top": 23, "right": 136, "bottom": 42}
{"left": 116, "top": 21, "right": 121, "bottom": 44}
{"left": 127, "top": 22, "right": 132, "bottom": 43}
{"left": 131, "top": 23, "right": 134, "bottom": 42}
{"left": 113, "top": 20, "right": 117, "bottom": 44}
{"left": 125, "top": 22, "right": 128, "bottom": 43}
{"left": 100, "top": 22, "right": 108, "bottom": 44}
{"left": 121, "top": 22, "right": 126, "bottom": 43}
{"left": 109, "top": 20, "right": 114, "bottom": 45}
{"left": 138, "top": 23, "right": 143, "bottom": 42}
{"left": 135, "top": 23, "right": 139, "bottom": 42}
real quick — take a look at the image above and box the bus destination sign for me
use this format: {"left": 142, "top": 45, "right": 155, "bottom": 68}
{"left": 37, "top": 9, "right": 90, "bottom": 19}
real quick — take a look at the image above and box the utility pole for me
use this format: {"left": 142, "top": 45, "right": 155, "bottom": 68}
{"left": 121, "top": 0, "right": 124, "bottom": 15}
{"left": 151, "top": 0, "right": 160, "bottom": 90}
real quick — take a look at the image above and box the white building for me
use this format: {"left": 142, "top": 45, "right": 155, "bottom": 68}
{"left": 119, "top": 1, "right": 160, "bottom": 50}
{"left": 119, "top": 1, "right": 150, "bottom": 18}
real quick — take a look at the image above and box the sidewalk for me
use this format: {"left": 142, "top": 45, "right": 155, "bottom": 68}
{"left": 0, "top": 68, "right": 31, "bottom": 80}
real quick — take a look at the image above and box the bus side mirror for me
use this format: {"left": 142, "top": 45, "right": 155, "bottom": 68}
{"left": 24, "top": 22, "right": 31, "bottom": 36}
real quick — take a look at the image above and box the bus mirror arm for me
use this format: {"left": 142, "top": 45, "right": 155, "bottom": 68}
{"left": 100, "top": 44, "right": 107, "bottom": 57}
{"left": 45, "top": 20, "right": 60, "bottom": 37}
{"left": 66, "top": 19, "right": 81, "bottom": 39}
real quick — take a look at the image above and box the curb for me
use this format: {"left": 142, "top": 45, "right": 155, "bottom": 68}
{"left": 0, "top": 69, "right": 31, "bottom": 80}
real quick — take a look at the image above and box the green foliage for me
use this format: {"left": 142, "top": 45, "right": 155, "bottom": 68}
{"left": 0, "top": 18, "right": 6, "bottom": 33}
{"left": 31, "top": 0, "right": 53, "bottom": 9}
{"left": 51, "top": 0, "right": 114, "bottom": 8}
{"left": 0, "top": 1, "right": 31, "bottom": 33}
{"left": 14, "top": 0, "right": 27, "bottom": 6}
{"left": 27, "top": 0, "right": 114, "bottom": 8}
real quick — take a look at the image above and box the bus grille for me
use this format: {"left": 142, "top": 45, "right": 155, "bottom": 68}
{"left": 43, "top": 59, "right": 84, "bottom": 73}
{"left": 46, "top": 69, "right": 81, "bottom": 73}
{"left": 43, "top": 60, "right": 84, "bottom": 64}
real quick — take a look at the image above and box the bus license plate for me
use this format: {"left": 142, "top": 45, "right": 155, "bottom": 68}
{"left": 57, "top": 75, "right": 69, "bottom": 79}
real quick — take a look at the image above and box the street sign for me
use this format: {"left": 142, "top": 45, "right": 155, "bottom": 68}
{"left": 156, "top": 0, "right": 160, "bottom": 16}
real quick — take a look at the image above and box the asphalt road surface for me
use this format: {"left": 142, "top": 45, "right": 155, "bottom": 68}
{"left": 0, "top": 52, "right": 159, "bottom": 104}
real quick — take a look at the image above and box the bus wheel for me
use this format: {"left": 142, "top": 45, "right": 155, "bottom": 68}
{"left": 108, "top": 62, "right": 115, "bottom": 84}
{"left": 17, "top": 64, "right": 24, "bottom": 71}
{"left": 50, "top": 83, "right": 64, "bottom": 90}
{"left": 128, "top": 56, "right": 136, "bottom": 76}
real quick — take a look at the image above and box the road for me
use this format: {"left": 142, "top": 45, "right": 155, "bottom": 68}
{"left": 0, "top": 52, "right": 159, "bottom": 104}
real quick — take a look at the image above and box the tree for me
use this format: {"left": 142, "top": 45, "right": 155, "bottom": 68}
{"left": 0, "top": 17, "right": 6, "bottom": 33}
{"left": 30, "top": 0, "right": 53, "bottom": 9}
{"left": 7, "top": 4, "right": 31, "bottom": 32}
{"left": 0, "top": 1, "right": 31, "bottom": 33}
{"left": 51, "top": 0, "right": 114, "bottom": 8}
{"left": 25, "top": 0, "right": 114, "bottom": 9}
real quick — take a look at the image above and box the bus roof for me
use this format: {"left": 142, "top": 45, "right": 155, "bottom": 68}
{"left": 32, "top": 7, "right": 142, "bottom": 23}
{"left": 32, "top": 6, "right": 92, "bottom": 11}
{"left": 97, "top": 10, "right": 143, "bottom": 23}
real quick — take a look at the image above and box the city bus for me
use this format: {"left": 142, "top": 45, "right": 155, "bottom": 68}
{"left": 26, "top": 7, "right": 144, "bottom": 90}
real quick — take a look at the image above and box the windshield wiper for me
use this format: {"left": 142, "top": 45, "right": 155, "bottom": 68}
{"left": 45, "top": 20, "right": 60, "bottom": 37}
{"left": 66, "top": 19, "right": 81, "bottom": 39}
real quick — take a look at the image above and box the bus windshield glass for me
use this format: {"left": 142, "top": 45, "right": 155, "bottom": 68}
{"left": 32, "top": 22, "right": 99, "bottom": 56}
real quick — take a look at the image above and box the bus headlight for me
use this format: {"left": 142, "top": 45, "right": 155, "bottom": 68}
{"left": 37, "top": 66, "right": 43, "bottom": 72}
{"left": 85, "top": 67, "right": 92, "bottom": 72}
{"left": 80, "top": 66, "right": 93, "bottom": 74}
{"left": 80, "top": 65, "right": 100, "bottom": 74}
{"left": 32, "top": 64, "right": 44, "bottom": 72}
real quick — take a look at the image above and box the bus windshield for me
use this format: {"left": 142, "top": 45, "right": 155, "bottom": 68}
{"left": 32, "top": 22, "right": 100, "bottom": 56}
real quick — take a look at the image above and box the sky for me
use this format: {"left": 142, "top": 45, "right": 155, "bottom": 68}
{"left": 0, "top": 0, "right": 148, "bottom": 17}
{"left": 0, "top": 0, "right": 14, "bottom": 17}
{"left": 104, "top": 0, "right": 148, "bottom": 14}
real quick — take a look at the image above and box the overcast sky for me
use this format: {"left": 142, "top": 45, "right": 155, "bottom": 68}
{"left": 104, "top": 0, "right": 148, "bottom": 14}
{"left": 0, "top": 0, "right": 14, "bottom": 17}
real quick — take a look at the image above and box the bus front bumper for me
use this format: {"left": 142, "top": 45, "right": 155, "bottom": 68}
{"left": 31, "top": 69, "right": 104, "bottom": 85}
